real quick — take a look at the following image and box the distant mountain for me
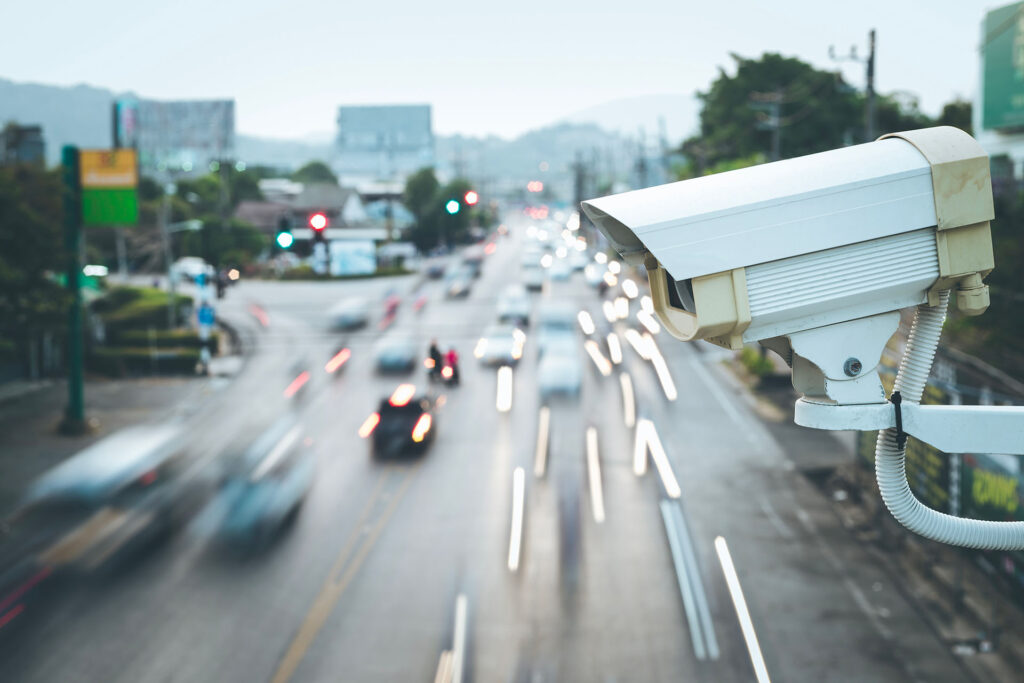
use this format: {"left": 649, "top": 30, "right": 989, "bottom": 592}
{"left": 561, "top": 93, "right": 700, "bottom": 146}
{"left": 235, "top": 135, "right": 330, "bottom": 171}
{"left": 0, "top": 77, "right": 119, "bottom": 164}
{"left": 0, "top": 77, "right": 665, "bottom": 192}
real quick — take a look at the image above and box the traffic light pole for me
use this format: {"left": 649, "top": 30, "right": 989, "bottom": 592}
{"left": 60, "top": 145, "right": 88, "bottom": 435}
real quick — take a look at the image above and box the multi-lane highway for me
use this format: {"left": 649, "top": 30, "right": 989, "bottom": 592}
{"left": 2, "top": 219, "right": 973, "bottom": 682}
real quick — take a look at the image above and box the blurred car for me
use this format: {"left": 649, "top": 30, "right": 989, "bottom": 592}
{"left": 3, "top": 425, "right": 199, "bottom": 584}
{"left": 521, "top": 246, "right": 543, "bottom": 268}
{"left": 549, "top": 259, "right": 572, "bottom": 281}
{"left": 584, "top": 263, "right": 605, "bottom": 288}
{"left": 208, "top": 415, "right": 314, "bottom": 548}
{"left": 536, "top": 301, "right": 577, "bottom": 355}
{"left": 462, "top": 245, "right": 486, "bottom": 278}
{"left": 496, "top": 284, "right": 531, "bottom": 326}
{"left": 474, "top": 324, "right": 526, "bottom": 366}
{"left": 424, "top": 259, "right": 448, "bottom": 279}
{"left": 522, "top": 265, "right": 544, "bottom": 292}
{"left": 362, "top": 384, "right": 435, "bottom": 458}
{"left": 569, "top": 250, "right": 589, "bottom": 271}
{"left": 329, "top": 296, "right": 370, "bottom": 330}
{"left": 170, "top": 256, "right": 211, "bottom": 283}
{"left": 539, "top": 338, "right": 583, "bottom": 398}
{"left": 374, "top": 335, "right": 418, "bottom": 373}
{"left": 445, "top": 266, "right": 474, "bottom": 298}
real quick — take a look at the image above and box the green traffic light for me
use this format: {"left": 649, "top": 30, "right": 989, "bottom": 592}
{"left": 276, "top": 231, "right": 294, "bottom": 249}
{"left": 445, "top": 199, "right": 460, "bottom": 215}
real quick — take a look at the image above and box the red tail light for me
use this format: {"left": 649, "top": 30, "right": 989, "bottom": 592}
{"left": 359, "top": 413, "right": 381, "bottom": 438}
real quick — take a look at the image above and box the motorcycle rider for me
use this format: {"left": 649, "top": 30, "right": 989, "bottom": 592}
{"left": 428, "top": 339, "right": 443, "bottom": 381}
{"left": 445, "top": 347, "right": 460, "bottom": 386}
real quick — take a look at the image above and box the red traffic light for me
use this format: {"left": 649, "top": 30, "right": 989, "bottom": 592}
{"left": 464, "top": 190, "right": 479, "bottom": 206}
{"left": 309, "top": 212, "right": 328, "bottom": 231}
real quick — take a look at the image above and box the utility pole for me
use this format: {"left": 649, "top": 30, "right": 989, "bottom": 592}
{"left": 160, "top": 182, "right": 176, "bottom": 329}
{"left": 60, "top": 146, "right": 86, "bottom": 434}
{"left": 750, "top": 90, "right": 784, "bottom": 161}
{"left": 830, "top": 29, "right": 877, "bottom": 142}
{"left": 866, "top": 29, "right": 877, "bottom": 141}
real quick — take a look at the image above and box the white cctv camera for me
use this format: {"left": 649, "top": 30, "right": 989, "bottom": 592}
{"left": 582, "top": 126, "right": 995, "bottom": 406}
{"left": 584, "top": 127, "right": 1024, "bottom": 552}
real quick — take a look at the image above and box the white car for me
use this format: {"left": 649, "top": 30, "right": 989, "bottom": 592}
{"left": 171, "top": 256, "right": 211, "bottom": 282}
{"left": 535, "top": 301, "right": 577, "bottom": 355}
{"left": 539, "top": 336, "right": 582, "bottom": 398}
{"left": 329, "top": 297, "right": 370, "bottom": 330}
{"left": 474, "top": 324, "right": 526, "bottom": 366}
{"left": 522, "top": 266, "right": 544, "bottom": 292}
{"left": 496, "top": 284, "right": 531, "bottom": 325}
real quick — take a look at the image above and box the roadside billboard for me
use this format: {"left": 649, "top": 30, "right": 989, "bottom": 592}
{"left": 982, "top": 2, "right": 1024, "bottom": 131}
{"left": 79, "top": 149, "right": 139, "bottom": 226}
{"left": 328, "top": 240, "right": 376, "bottom": 276}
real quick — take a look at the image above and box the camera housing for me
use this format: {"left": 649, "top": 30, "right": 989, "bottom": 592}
{"left": 581, "top": 127, "right": 994, "bottom": 351}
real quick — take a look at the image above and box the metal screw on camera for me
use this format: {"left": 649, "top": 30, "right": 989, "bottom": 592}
{"left": 843, "top": 358, "right": 862, "bottom": 377}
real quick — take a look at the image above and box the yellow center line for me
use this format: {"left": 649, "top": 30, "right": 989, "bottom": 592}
{"left": 270, "top": 467, "right": 419, "bottom": 683}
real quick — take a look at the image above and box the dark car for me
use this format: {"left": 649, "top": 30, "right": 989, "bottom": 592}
{"left": 361, "top": 384, "right": 435, "bottom": 458}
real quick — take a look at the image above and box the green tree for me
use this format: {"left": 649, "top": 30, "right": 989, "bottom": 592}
{"left": 937, "top": 99, "right": 973, "bottom": 135}
{"left": 683, "top": 53, "right": 862, "bottom": 169}
{"left": 0, "top": 165, "right": 70, "bottom": 370}
{"left": 292, "top": 161, "right": 338, "bottom": 185}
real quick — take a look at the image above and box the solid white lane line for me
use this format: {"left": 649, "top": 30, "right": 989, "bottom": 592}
{"left": 620, "top": 372, "right": 636, "bottom": 428}
{"left": 660, "top": 500, "right": 707, "bottom": 660}
{"left": 496, "top": 366, "right": 513, "bottom": 412}
{"left": 607, "top": 332, "right": 623, "bottom": 365}
{"left": 584, "top": 340, "right": 613, "bottom": 377}
{"left": 633, "top": 420, "right": 648, "bottom": 476}
{"left": 508, "top": 467, "right": 525, "bottom": 571}
{"left": 646, "top": 336, "right": 678, "bottom": 401}
{"left": 669, "top": 503, "right": 720, "bottom": 660}
{"left": 451, "top": 593, "right": 468, "bottom": 683}
{"left": 433, "top": 651, "right": 453, "bottom": 683}
{"left": 585, "top": 427, "right": 606, "bottom": 523}
{"left": 642, "top": 419, "right": 681, "bottom": 499}
{"left": 533, "top": 406, "right": 551, "bottom": 478}
{"left": 714, "top": 536, "right": 772, "bottom": 683}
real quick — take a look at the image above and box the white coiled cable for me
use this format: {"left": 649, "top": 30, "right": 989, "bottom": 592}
{"left": 874, "top": 290, "right": 1024, "bottom": 549}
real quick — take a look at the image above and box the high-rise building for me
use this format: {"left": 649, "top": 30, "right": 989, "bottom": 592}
{"left": 114, "top": 97, "right": 235, "bottom": 176}
{"left": 0, "top": 123, "right": 45, "bottom": 167}
{"left": 334, "top": 105, "right": 434, "bottom": 182}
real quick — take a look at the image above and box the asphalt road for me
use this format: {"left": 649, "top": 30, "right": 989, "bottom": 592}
{"left": 2, "top": 220, "right": 975, "bottom": 682}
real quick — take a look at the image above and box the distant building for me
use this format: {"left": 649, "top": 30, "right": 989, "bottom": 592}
{"left": 334, "top": 105, "right": 434, "bottom": 183}
{"left": 975, "top": 1, "right": 1024, "bottom": 192}
{"left": 0, "top": 123, "right": 45, "bottom": 166}
{"left": 114, "top": 97, "right": 235, "bottom": 176}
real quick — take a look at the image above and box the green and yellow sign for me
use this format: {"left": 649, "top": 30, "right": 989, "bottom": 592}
{"left": 79, "top": 149, "right": 138, "bottom": 226}
{"left": 982, "top": 2, "right": 1024, "bottom": 131}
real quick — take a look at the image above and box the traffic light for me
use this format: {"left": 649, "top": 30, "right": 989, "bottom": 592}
{"left": 464, "top": 190, "right": 479, "bottom": 206}
{"left": 527, "top": 180, "right": 544, "bottom": 193}
{"left": 445, "top": 199, "right": 460, "bottom": 215}
{"left": 276, "top": 216, "right": 294, "bottom": 249}
{"left": 309, "top": 212, "right": 328, "bottom": 242}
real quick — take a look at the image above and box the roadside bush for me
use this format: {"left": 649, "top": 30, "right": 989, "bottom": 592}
{"left": 740, "top": 346, "right": 775, "bottom": 377}
{"left": 96, "top": 287, "right": 192, "bottom": 331}
{"left": 279, "top": 265, "right": 412, "bottom": 281}
{"left": 110, "top": 328, "right": 219, "bottom": 350}
{"left": 87, "top": 346, "right": 200, "bottom": 376}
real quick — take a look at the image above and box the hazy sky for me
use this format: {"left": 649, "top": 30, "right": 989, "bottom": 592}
{"left": 1, "top": 0, "right": 1002, "bottom": 141}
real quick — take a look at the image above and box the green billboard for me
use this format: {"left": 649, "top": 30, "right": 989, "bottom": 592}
{"left": 982, "top": 2, "right": 1024, "bottom": 131}
{"left": 79, "top": 149, "right": 139, "bottom": 226}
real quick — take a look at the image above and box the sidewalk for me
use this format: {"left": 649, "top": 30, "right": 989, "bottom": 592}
{"left": 724, "top": 358, "right": 1024, "bottom": 683}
